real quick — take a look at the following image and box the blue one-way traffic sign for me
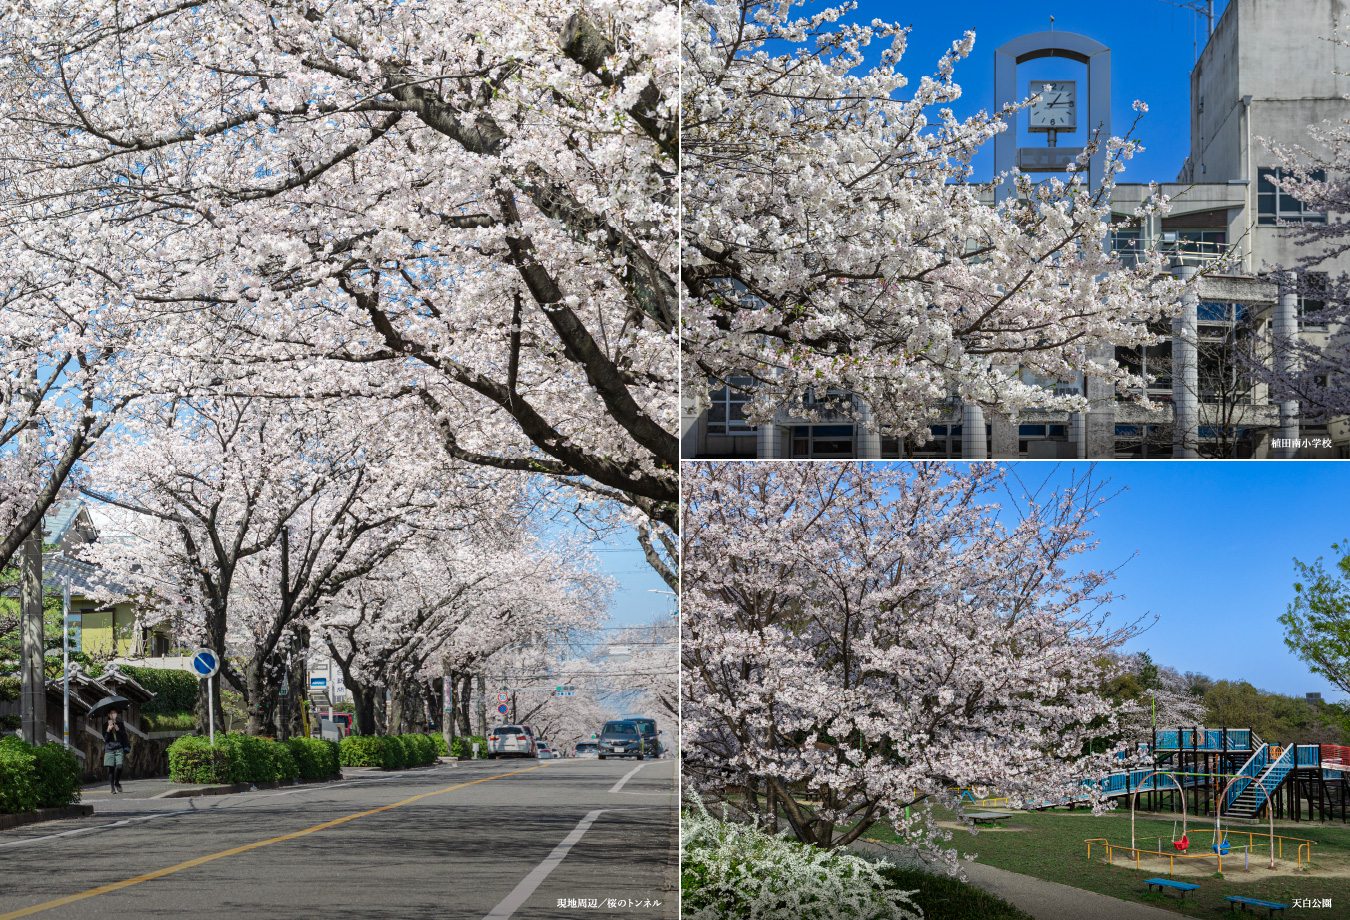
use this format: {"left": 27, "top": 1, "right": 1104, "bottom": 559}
{"left": 191, "top": 648, "right": 220, "bottom": 679}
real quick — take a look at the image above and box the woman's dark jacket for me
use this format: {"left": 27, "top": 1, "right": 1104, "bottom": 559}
{"left": 103, "top": 723, "right": 130, "bottom": 750}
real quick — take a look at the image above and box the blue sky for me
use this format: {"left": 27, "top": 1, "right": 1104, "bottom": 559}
{"left": 808, "top": 0, "right": 1232, "bottom": 182}
{"left": 984, "top": 461, "right": 1350, "bottom": 701}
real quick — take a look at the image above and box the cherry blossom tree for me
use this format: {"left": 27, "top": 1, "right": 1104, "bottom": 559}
{"left": 0, "top": 0, "right": 678, "bottom": 533}
{"left": 682, "top": 461, "right": 1140, "bottom": 861}
{"left": 80, "top": 392, "right": 506, "bottom": 735}
{"left": 682, "top": 0, "right": 1185, "bottom": 435}
{"left": 0, "top": 250, "right": 137, "bottom": 568}
{"left": 320, "top": 530, "right": 609, "bottom": 735}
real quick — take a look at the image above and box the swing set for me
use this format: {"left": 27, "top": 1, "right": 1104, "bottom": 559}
{"left": 1083, "top": 770, "right": 1317, "bottom": 876}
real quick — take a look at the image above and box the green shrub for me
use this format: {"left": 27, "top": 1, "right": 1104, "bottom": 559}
{"left": 451, "top": 735, "right": 489, "bottom": 759}
{"left": 216, "top": 733, "right": 299, "bottom": 784}
{"left": 30, "top": 743, "right": 81, "bottom": 808}
{"left": 286, "top": 737, "right": 340, "bottom": 780}
{"left": 380, "top": 734, "right": 407, "bottom": 770}
{"left": 407, "top": 734, "right": 434, "bottom": 761}
{"left": 0, "top": 713, "right": 20, "bottom": 732}
{"left": 431, "top": 733, "right": 449, "bottom": 756}
{"left": 167, "top": 736, "right": 231, "bottom": 784}
{"left": 119, "top": 665, "right": 199, "bottom": 713}
{"left": 340, "top": 735, "right": 383, "bottom": 767}
{"left": 681, "top": 800, "right": 922, "bottom": 920}
{"left": 0, "top": 676, "right": 19, "bottom": 703}
{"left": 0, "top": 736, "right": 40, "bottom": 814}
{"left": 0, "top": 737, "right": 79, "bottom": 813}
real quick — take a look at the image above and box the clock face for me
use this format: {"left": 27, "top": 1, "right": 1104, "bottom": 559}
{"left": 1028, "top": 80, "right": 1077, "bottom": 131}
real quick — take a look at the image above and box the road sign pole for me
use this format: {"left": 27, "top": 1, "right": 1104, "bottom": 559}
{"left": 208, "top": 673, "right": 215, "bottom": 746}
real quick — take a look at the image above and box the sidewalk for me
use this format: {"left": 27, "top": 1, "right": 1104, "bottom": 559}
{"left": 852, "top": 840, "right": 1181, "bottom": 920}
{"left": 81, "top": 768, "right": 379, "bottom": 803}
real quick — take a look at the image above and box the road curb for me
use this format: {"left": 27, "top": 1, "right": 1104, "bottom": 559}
{"left": 152, "top": 773, "right": 345, "bottom": 798}
{"left": 0, "top": 804, "right": 95, "bottom": 830}
{"left": 663, "top": 775, "right": 679, "bottom": 920}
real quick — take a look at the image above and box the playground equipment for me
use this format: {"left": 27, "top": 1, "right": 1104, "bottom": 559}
{"left": 1083, "top": 729, "right": 1350, "bottom": 824}
{"left": 1085, "top": 825, "right": 1314, "bottom": 877}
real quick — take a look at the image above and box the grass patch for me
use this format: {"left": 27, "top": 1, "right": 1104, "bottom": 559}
{"left": 878, "top": 866, "right": 1032, "bottom": 920}
{"left": 141, "top": 710, "right": 196, "bottom": 732}
{"left": 865, "top": 807, "right": 1350, "bottom": 916}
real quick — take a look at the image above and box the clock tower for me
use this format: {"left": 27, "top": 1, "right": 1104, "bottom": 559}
{"left": 993, "top": 32, "right": 1110, "bottom": 202}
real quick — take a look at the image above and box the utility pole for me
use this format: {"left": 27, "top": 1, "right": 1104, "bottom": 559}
{"left": 476, "top": 673, "right": 487, "bottom": 736}
{"left": 18, "top": 486, "right": 45, "bottom": 746}
{"left": 62, "top": 578, "right": 70, "bottom": 749}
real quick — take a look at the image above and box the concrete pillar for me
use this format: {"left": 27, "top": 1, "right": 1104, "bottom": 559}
{"left": 1273, "top": 276, "right": 1300, "bottom": 459}
{"left": 961, "top": 404, "right": 987, "bottom": 459}
{"left": 1071, "top": 411, "right": 1087, "bottom": 459}
{"left": 756, "top": 423, "right": 784, "bottom": 459}
{"left": 1171, "top": 264, "right": 1199, "bottom": 458}
{"left": 855, "top": 402, "right": 882, "bottom": 460}
{"left": 990, "top": 414, "right": 1018, "bottom": 459}
{"left": 19, "top": 522, "right": 45, "bottom": 745}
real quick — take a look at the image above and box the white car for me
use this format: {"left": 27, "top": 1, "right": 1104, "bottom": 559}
{"left": 573, "top": 742, "right": 600, "bottom": 759}
{"left": 536, "top": 743, "right": 555, "bottom": 760}
{"left": 487, "top": 724, "right": 536, "bottom": 759}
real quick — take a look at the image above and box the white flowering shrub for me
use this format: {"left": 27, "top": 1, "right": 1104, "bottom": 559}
{"left": 681, "top": 803, "right": 922, "bottom": 920}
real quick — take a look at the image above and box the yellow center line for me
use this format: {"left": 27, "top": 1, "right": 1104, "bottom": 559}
{"left": 0, "top": 763, "right": 549, "bottom": 920}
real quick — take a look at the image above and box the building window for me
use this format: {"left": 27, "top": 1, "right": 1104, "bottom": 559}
{"left": 706, "top": 378, "right": 754, "bottom": 436}
{"left": 1299, "top": 272, "right": 1329, "bottom": 331}
{"left": 1115, "top": 424, "right": 1169, "bottom": 458}
{"left": 1257, "top": 168, "right": 1327, "bottom": 225}
{"left": 1109, "top": 228, "right": 1143, "bottom": 267}
{"left": 791, "top": 425, "right": 855, "bottom": 458}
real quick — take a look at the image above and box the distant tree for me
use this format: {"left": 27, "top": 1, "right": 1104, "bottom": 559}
{"left": 1281, "top": 541, "right": 1350, "bottom": 696}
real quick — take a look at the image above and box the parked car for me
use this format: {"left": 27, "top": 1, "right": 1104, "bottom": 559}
{"left": 487, "top": 724, "right": 536, "bottom": 758}
{"left": 597, "top": 720, "right": 650, "bottom": 760}
{"left": 573, "top": 742, "right": 600, "bottom": 759}
{"left": 536, "top": 742, "right": 554, "bottom": 760}
{"left": 330, "top": 712, "right": 354, "bottom": 736}
{"left": 629, "top": 718, "right": 661, "bottom": 758}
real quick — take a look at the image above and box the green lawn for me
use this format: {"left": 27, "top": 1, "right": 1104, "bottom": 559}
{"left": 864, "top": 808, "right": 1350, "bottom": 916}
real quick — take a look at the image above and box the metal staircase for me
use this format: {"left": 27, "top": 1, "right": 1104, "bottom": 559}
{"left": 1224, "top": 743, "right": 1294, "bottom": 818}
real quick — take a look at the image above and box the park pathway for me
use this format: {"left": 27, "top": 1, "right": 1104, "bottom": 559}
{"left": 852, "top": 840, "right": 1183, "bottom": 920}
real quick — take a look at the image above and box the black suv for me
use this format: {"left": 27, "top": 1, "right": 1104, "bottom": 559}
{"left": 597, "top": 720, "right": 650, "bottom": 760}
{"left": 629, "top": 718, "right": 662, "bottom": 758}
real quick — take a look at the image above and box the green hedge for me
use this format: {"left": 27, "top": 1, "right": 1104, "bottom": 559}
{"left": 451, "top": 735, "right": 489, "bottom": 759}
{"left": 0, "top": 676, "right": 19, "bottom": 703}
{"left": 338, "top": 733, "right": 440, "bottom": 770}
{"left": 142, "top": 711, "right": 196, "bottom": 732}
{"left": 119, "top": 665, "right": 199, "bottom": 713}
{"left": 166, "top": 733, "right": 337, "bottom": 785}
{"left": 166, "top": 736, "right": 230, "bottom": 784}
{"left": 0, "top": 736, "right": 81, "bottom": 814}
{"left": 286, "top": 737, "right": 340, "bottom": 780}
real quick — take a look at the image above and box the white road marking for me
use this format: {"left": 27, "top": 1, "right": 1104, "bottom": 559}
{"left": 0, "top": 809, "right": 192, "bottom": 849}
{"left": 608, "top": 762, "right": 649, "bottom": 793}
{"left": 482, "top": 810, "right": 605, "bottom": 920}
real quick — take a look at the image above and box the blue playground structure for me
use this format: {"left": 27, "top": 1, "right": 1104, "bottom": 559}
{"left": 1081, "top": 728, "right": 1350, "bottom": 822}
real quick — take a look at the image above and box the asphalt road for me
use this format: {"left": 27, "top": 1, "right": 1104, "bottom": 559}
{"left": 0, "top": 758, "right": 677, "bottom": 920}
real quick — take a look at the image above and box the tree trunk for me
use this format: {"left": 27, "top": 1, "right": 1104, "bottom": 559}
{"left": 475, "top": 673, "right": 487, "bottom": 736}
{"left": 245, "top": 656, "right": 279, "bottom": 736}
{"left": 349, "top": 684, "right": 378, "bottom": 736}
{"left": 456, "top": 673, "right": 473, "bottom": 735}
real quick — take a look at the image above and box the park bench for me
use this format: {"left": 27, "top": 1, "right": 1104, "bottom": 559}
{"left": 1144, "top": 878, "right": 1199, "bottom": 901}
{"left": 965, "top": 812, "right": 1013, "bottom": 826}
{"left": 1225, "top": 895, "right": 1289, "bottom": 916}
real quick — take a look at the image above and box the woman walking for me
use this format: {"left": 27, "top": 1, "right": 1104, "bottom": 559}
{"left": 103, "top": 711, "right": 129, "bottom": 793}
